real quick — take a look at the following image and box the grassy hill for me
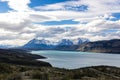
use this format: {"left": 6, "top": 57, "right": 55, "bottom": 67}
{"left": 0, "top": 49, "right": 120, "bottom": 80}
{"left": 0, "top": 49, "right": 52, "bottom": 67}
{"left": 0, "top": 63, "right": 120, "bottom": 80}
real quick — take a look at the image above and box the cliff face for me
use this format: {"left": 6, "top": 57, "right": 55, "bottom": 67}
{"left": 77, "top": 39, "right": 120, "bottom": 53}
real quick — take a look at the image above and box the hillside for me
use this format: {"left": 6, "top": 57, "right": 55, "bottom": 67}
{"left": 77, "top": 39, "right": 120, "bottom": 53}
{"left": 0, "top": 49, "right": 120, "bottom": 80}
{"left": 0, "top": 49, "right": 52, "bottom": 67}
{"left": 0, "top": 63, "right": 120, "bottom": 80}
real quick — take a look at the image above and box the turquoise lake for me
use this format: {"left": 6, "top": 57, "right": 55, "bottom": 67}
{"left": 32, "top": 50, "right": 120, "bottom": 69}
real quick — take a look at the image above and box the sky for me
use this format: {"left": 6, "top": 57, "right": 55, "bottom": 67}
{"left": 0, "top": 0, "right": 120, "bottom": 46}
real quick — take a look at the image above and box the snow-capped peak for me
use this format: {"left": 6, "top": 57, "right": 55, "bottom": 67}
{"left": 58, "top": 39, "right": 73, "bottom": 45}
{"left": 26, "top": 38, "right": 90, "bottom": 46}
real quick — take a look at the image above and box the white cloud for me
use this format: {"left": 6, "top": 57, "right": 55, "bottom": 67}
{"left": 30, "top": 0, "right": 120, "bottom": 24}
{"left": 0, "top": 0, "right": 31, "bottom": 11}
{"left": 0, "top": 39, "right": 28, "bottom": 46}
{"left": 0, "top": 0, "right": 119, "bottom": 45}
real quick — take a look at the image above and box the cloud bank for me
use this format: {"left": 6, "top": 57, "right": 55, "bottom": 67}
{"left": 0, "top": 0, "right": 120, "bottom": 45}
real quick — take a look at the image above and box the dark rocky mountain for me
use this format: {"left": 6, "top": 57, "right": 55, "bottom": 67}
{"left": 54, "top": 39, "right": 78, "bottom": 51}
{"left": 22, "top": 38, "right": 89, "bottom": 50}
{"left": 58, "top": 39, "right": 74, "bottom": 46}
{"left": 77, "top": 39, "right": 120, "bottom": 53}
{"left": 23, "top": 39, "right": 55, "bottom": 50}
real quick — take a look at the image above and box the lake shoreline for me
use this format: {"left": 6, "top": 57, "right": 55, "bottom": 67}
{"left": 32, "top": 50, "right": 120, "bottom": 69}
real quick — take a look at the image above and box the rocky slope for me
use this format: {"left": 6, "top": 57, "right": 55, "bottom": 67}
{"left": 77, "top": 39, "right": 120, "bottom": 53}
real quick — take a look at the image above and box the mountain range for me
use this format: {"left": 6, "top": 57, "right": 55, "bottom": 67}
{"left": 21, "top": 38, "right": 120, "bottom": 53}
{"left": 22, "top": 38, "right": 89, "bottom": 50}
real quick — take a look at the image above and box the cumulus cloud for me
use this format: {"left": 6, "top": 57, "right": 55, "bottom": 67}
{"left": 0, "top": 0, "right": 119, "bottom": 45}
{"left": 34, "top": 0, "right": 120, "bottom": 17}
{"left": 0, "top": 0, "right": 31, "bottom": 11}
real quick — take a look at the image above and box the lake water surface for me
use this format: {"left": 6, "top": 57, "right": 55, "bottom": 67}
{"left": 32, "top": 50, "right": 120, "bottom": 69}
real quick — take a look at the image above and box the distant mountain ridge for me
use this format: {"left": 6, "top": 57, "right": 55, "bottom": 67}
{"left": 77, "top": 39, "right": 120, "bottom": 53}
{"left": 22, "top": 38, "right": 89, "bottom": 50}
{"left": 21, "top": 38, "right": 120, "bottom": 53}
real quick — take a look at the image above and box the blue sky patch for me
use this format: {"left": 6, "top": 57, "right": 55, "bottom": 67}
{"left": 110, "top": 13, "right": 120, "bottom": 21}
{"left": 38, "top": 20, "right": 80, "bottom": 25}
{"left": 29, "top": 0, "right": 71, "bottom": 8}
{"left": 0, "top": 2, "right": 12, "bottom": 13}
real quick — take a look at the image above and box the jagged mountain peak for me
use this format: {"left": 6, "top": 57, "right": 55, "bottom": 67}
{"left": 28, "top": 38, "right": 51, "bottom": 45}
{"left": 22, "top": 38, "right": 90, "bottom": 50}
{"left": 26, "top": 38, "right": 90, "bottom": 45}
{"left": 58, "top": 39, "right": 74, "bottom": 46}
